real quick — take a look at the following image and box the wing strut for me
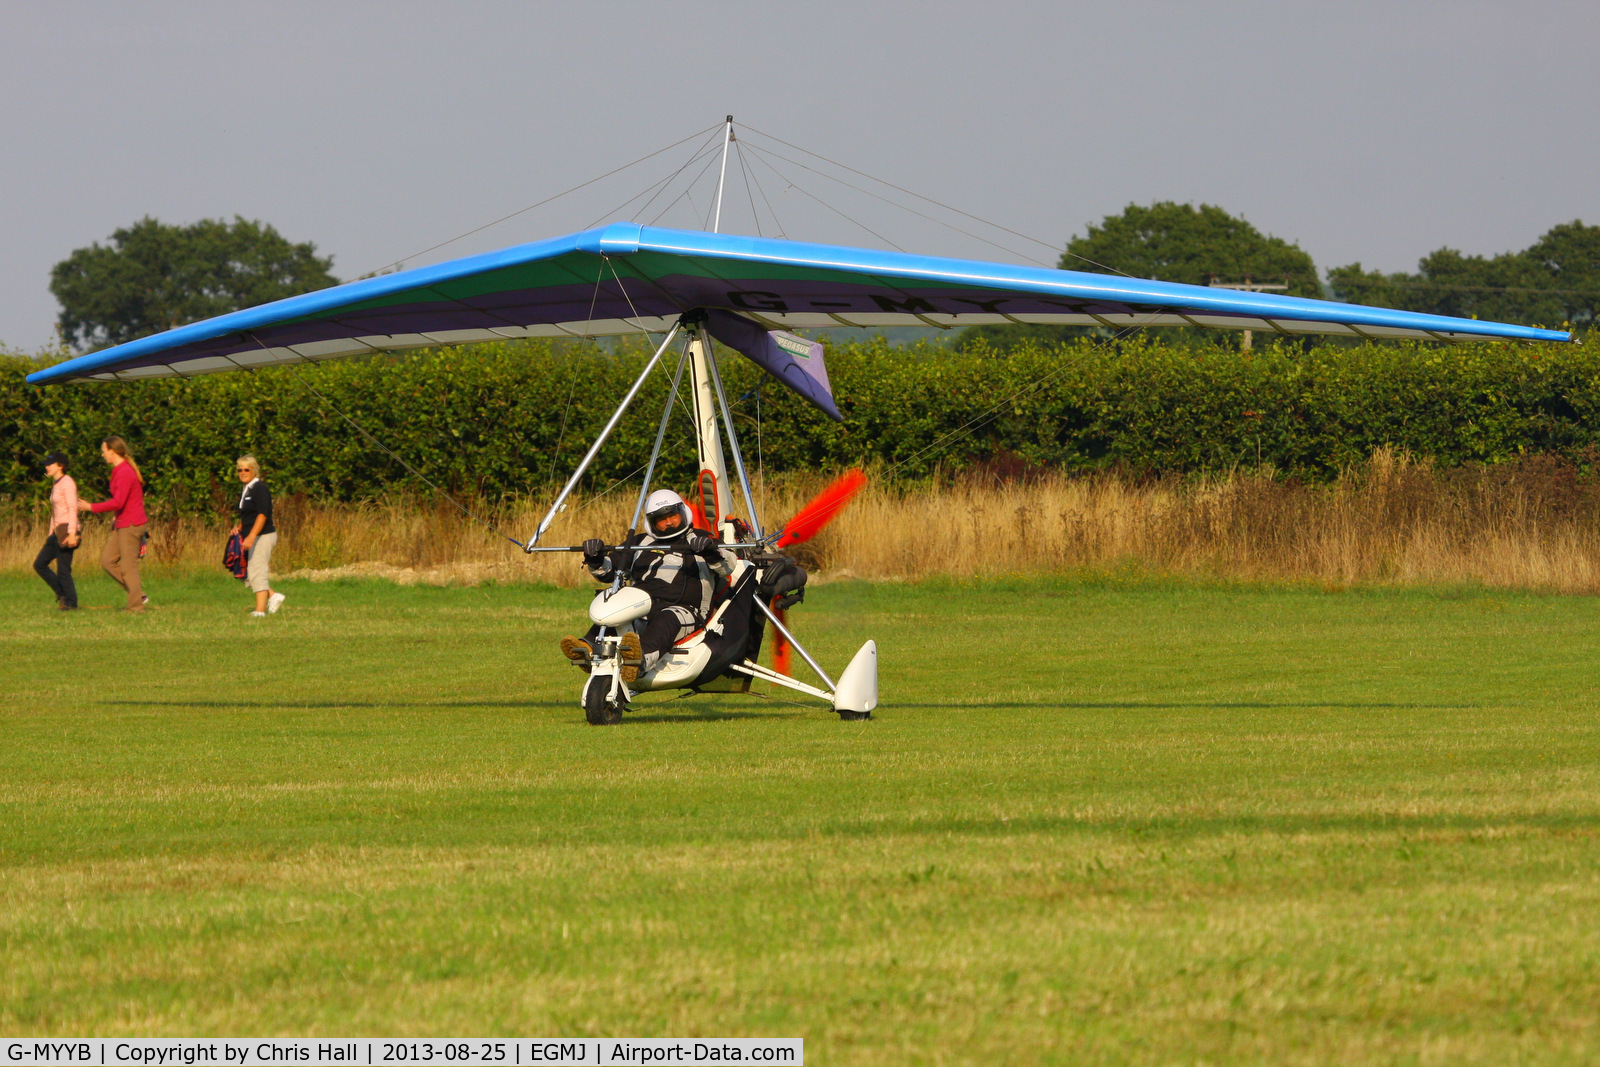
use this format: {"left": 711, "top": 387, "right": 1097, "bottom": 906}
{"left": 525, "top": 319, "right": 684, "bottom": 548}
{"left": 629, "top": 342, "right": 693, "bottom": 533}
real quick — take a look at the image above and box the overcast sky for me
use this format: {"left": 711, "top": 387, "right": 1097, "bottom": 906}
{"left": 3, "top": 0, "right": 1595, "bottom": 350}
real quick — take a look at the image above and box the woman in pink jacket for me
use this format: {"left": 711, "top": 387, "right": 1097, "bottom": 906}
{"left": 76, "top": 435, "right": 148, "bottom": 612}
{"left": 34, "top": 450, "right": 80, "bottom": 610}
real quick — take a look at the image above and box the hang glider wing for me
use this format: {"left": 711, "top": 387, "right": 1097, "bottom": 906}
{"left": 28, "top": 221, "right": 1574, "bottom": 392}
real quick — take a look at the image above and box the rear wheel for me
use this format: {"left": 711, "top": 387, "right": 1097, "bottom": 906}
{"left": 584, "top": 675, "right": 625, "bottom": 725}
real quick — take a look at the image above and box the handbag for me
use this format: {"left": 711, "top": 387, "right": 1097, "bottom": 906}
{"left": 223, "top": 532, "right": 247, "bottom": 580}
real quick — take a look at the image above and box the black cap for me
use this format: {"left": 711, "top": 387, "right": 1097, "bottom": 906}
{"left": 42, "top": 451, "right": 67, "bottom": 469}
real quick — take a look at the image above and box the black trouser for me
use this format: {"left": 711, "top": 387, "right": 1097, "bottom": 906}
{"left": 34, "top": 534, "right": 77, "bottom": 608}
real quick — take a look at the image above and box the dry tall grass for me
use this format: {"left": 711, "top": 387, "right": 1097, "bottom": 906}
{"left": 822, "top": 449, "right": 1600, "bottom": 592}
{"left": 10, "top": 450, "right": 1600, "bottom": 592}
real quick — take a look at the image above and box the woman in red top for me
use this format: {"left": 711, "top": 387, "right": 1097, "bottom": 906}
{"left": 77, "top": 435, "right": 148, "bottom": 612}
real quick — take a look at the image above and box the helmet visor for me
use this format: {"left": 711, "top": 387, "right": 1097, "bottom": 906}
{"left": 647, "top": 503, "right": 687, "bottom": 537}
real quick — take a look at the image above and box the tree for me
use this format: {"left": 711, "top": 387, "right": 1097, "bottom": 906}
{"left": 960, "top": 202, "right": 1319, "bottom": 350}
{"left": 1327, "top": 220, "right": 1600, "bottom": 330}
{"left": 50, "top": 216, "right": 339, "bottom": 350}
{"left": 1062, "top": 201, "right": 1321, "bottom": 296}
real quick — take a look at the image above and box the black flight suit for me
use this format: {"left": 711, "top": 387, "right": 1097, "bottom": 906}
{"left": 587, "top": 530, "right": 734, "bottom": 670}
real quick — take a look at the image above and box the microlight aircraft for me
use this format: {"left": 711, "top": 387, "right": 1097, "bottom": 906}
{"left": 28, "top": 120, "right": 1574, "bottom": 724}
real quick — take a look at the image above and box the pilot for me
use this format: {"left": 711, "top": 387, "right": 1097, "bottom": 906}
{"left": 560, "top": 489, "right": 734, "bottom": 681}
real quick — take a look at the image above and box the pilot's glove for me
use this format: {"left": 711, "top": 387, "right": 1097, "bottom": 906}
{"left": 582, "top": 538, "right": 609, "bottom": 568}
{"left": 684, "top": 532, "right": 721, "bottom": 558}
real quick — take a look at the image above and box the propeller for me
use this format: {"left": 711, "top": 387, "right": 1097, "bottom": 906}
{"left": 767, "top": 468, "right": 868, "bottom": 675}
{"left": 773, "top": 468, "right": 868, "bottom": 550}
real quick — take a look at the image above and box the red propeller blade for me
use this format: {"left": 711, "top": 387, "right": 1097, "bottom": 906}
{"left": 775, "top": 468, "right": 867, "bottom": 548}
{"left": 769, "top": 469, "right": 867, "bottom": 675}
{"left": 771, "top": 604, "right": 792, "bottom": 676}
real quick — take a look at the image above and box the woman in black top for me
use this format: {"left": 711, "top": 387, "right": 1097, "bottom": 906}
{"left": 231, "top": 455, "right": 284, "bottom": 616}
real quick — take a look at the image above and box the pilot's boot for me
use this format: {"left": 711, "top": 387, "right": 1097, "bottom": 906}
{"left": 560, "top": 635, "right": 593, "bottom": 672}
{"left": 617, "top": 631, "right": 644, "bottom": 683}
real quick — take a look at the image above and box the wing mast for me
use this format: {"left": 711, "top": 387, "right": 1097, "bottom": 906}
{"left": 711, "top": 114, "right": 733, "bottom": 235}
{"left": 689, "top": 115, "right": 739, "bottom": 530}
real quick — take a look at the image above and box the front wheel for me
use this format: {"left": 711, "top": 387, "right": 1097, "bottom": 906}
{"left": 584, "top": 674, "right": 625, "bottom": 725}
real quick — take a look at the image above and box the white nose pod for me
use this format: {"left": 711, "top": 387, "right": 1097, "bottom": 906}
{"left": 589, "top": 585, "right": 652, "bottom": 627}
{"left": 832, "top": 640, "right": 878, "bottom": 714}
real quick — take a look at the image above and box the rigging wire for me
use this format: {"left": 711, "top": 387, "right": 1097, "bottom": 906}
{"left": 545, "top": 257, "right": 613, "bottom": 488}
{"left": 279, "top": 358, "right": 527, "bottom": 548}
{"left": 744, "top": 688, "right": 821, "bottom": 711}
{"left": 738, "top": 123, "right": 1135, "bottom": 278}
{"left": 651, "top": 149, "right": 725, "bottom": 228}
{"left": 742, "top": 149, "right": 907, "bottom": 252}
{"left": 737, "top": 139, "right": 786, "bottom": 238}
{"left": 699, "top": 179, "right": 715, "bottom": 231}
{"left": 756, "top": 381, "right": 765, "bottom": 520}
{"left": 607, "top": 257, "right": 652, "bottom": 330}
{"left": 357, "top": 122, "right": 722, "bottom": 279}
{"left": 548, "top": 248, "right": 677, "bottom": 511}
{"left": 1333, "top": 280, "right": 1600, "bottom": 297}
{"left": 542, "top": 257, "right": 680, "bottom": 522}
{"left": 285, "top": 344, "right": 673, "bottom": 542}
{"left": 700, "top": 144, "right": 721, "bottom": 232}
{"left": 569, "top": 331, "right": 700, "bottom": 520}
{"left": 271, "top": 128, "right": 707, "bottom": 544}
{"left": 735, "top": 139, "right": 763, "bottom": 238}
{"left": 583, "top": 153, "right": 706, "bottom": 231}
{"left": 877, "top": 318, "right": 1158, "bottom": 482}
{"left": 738, "top": 140, "right": 1053, "bottom": 268}
{"left": 263, "top": 278, "right": 685, "bottom": 548}
{"left": 248, "top": 123, "right": 1183, "bottom": 550}
{"left": 583, "top": 129, "right": 727, "bottom": 230}
{"left": 545, "top": 346, "right": 585, "bottom": 488}
{"left": 574, "top": 451, "right": 673, "bottom": 515}
{"left": 718, "top": 121, "right": 1170, "bottom": 477}
{"left": 572, "top": 380, "right": 699, "bottom": 518}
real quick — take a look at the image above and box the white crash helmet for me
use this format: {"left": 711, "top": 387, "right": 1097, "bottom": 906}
{"left": 644, "top": 489, "right": 692, "bottom": 539}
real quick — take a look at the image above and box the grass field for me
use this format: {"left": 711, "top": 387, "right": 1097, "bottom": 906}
{"left": 3, "top": 570, "right": 1600, "bottom": 1063}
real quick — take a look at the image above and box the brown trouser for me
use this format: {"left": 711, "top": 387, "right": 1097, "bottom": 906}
{"left": 101, "top": 523, "right": 146, "bottom": 610}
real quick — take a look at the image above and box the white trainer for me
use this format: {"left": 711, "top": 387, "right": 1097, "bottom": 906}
{"left": 250, "top": 611, "right": 266, "bottom": 618}
{"left": 267, "top": 592, "right": 286, "bottom": 614}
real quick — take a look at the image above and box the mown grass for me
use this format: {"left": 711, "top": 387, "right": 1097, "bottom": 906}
{"left": 2, "top": 572, "right": 1599, "bottom": 1063}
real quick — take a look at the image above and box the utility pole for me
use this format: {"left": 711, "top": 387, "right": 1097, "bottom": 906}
{"left": 1208, "top": 274, "right": 1288, "bottom": 351}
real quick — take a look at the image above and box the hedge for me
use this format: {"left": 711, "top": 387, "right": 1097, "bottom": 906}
{"left": 4, "top": 335, "right": 1599, "bottom": 514}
